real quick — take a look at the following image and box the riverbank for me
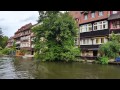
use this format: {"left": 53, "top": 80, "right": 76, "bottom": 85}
{"left": 1, "top": 55, "right": 119, "bottom": 66}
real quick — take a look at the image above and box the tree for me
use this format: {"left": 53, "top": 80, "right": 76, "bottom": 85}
{"left": 99, "top": 33, "right": 120, "bottom": 58}
{"left": 0, "top": 28, "right": 3, "bottom": 47}
{"left": 1, "top": 36, "right": 8, "bottom": 48}
{"left": 32, "top": 11, "right": 80, "bottom": 62}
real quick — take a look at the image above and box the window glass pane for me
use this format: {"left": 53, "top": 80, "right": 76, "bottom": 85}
{"left": 84, "top": 15, "right": 88, "bottom": 20}
{"left": 101, "top": 38, "right": 104, "bottom": 43}
{"left": 91, "top": 12, "right": 95, "bottom": 18}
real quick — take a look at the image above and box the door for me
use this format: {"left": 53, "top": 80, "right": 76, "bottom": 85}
{"left": 93, "top": 51, "right": 98, "bottom": 56}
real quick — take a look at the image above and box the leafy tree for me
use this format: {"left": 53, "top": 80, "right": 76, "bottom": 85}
{"left": 99, "top": 33, "right": 120, "bottom": 59}
{"left": 32, "top": 11, "right": 80, "bottom": 62}
{"left": 110, "top": 32, "right": 120, "bottom": 43}
{"left": 1, "top": 36, "right": 8, "bottom": 48}
{"left": 0, "top": 28, "right": 3, "bottom": 46}
{"left": 0, "top": 28, "right": 9, "bottom": 48}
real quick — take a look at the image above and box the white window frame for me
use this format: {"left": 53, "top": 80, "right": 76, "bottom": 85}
{"left": 93, "top": 22, "right": 97, "bottom": 30}
{"left": 98, "top": 11, "right": 103, "bottom": 16}
{"left": 87, "top": 24, "right": 92, "bottom": 31}
{"left": 93, "top": 20, "right": 108, "bottom": 30}
{"left": 80, "top": 23, "right": 92, "bottom": 33}
{"left": 101, "top": 38, "right": 104, "bottom": 44}
{"left": 84, "top": 14, "right": 88, "bottom": 20}
{"left": 91, "top": 12, "right": 95, "bottom": 18}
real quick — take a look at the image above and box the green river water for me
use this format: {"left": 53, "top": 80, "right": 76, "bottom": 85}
{"left": 0, "top": 56, "right": 120, "bottom": 79}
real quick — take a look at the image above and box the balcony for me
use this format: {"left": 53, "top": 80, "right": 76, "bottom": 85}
{"left": 80, "top": 45, "right": 100, "bottom": 51}
{"left": 21, "top": 36, "right": 29, "bottom": 41}
{"left": 16, "top": 41, "right": 20, "bottom": 44}
{"left": 110, "top": 29, "right": 120, "bottom": 34}
{"left": 80, "top": 29, "right": 109, "bottom": 38}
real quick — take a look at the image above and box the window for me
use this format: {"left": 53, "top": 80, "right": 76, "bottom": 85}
{"left": 101, "top": 38, "right": 104, "bottom": 43}
{"left": 117, "top": 21, "right": 120, "bottom": 28}
{"left": 83, "top": 39, "right": 85, "bottom": 44}
{"left": 112, "top": 20, "right": 120, "bottom": 29}
{"left": 93, "top": 20, "right": 108, "bottom": 30}
{"left": 84, "top": 14, "right": 88, "bottom": 20}
{"left": 103, "top": 21, "right": 108, "bottom": 29}
{"left": 96, "top": 38, "right": 99, "bottom": 44}
{"left": 80, "top": 25, "right": 87, "bottom": 32}
{"left": 75, "top": 18, "right": 79, "bottom": 22}
{"left": 98, "top": 22, "right": 102, "bottom": 30}
{"left": 91, "top": 12, "right": 95, "bottom": 18}
{"left": 113, "top": 11, "right": 117, "bottom": 14}
{"left": 87, "top": 39, "right": 89, "bottom": 44}
{"left": 80, "top": 24, "right": 92, "bottom": 33}
{"left": 98, "top": 11, "right": 103, "bottom": 16}
{"left": 87, "top": 24, "right": 92, "bottom": 31}
{"left": 93, "top": 23, "right": 97, "bottom": 30}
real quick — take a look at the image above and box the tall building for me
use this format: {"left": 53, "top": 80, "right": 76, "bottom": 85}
{"left": 79, "top": 11, "right": 110, "bottom": 59}
{"left": 14, "top": 23, "right": 33, "bottom": 55}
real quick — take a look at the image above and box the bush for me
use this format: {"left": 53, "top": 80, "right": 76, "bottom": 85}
{"left": 98, "top": 56, "right": 109, "bottom": 65}
{"left": 1, "top": 48, "right": 10, "bottom": 55}
{"left": 0, "top": 47, "right": 2, "bottom": 50}
{"left": 0, "top": 48, "right": 15, "bottom": 55}
{"left": 99, "top": 41, "right": 120, "bottom": 58}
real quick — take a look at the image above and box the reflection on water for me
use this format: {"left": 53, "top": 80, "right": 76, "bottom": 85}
{"left": 1, "top": 56, "right": 120, "bottom": 79}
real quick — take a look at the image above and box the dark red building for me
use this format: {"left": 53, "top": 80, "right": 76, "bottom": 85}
{"left": 108, "top": 11, "right": 120, "bottom": 34}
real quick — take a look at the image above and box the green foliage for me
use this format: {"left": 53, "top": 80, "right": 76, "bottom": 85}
{"left": 0, "top": 47, "right": 15, "bottom": 55}
{"left": 98, "top": 56, "right": 109, "bottom": 65}
{"left": 110, "top": 32, "right": 120, "bottom": 43}
{"left": 12, "top": 41, "right": 16, "bottom": 50}
{"left": 0, "top": 47, "right": 2, "bottom": 50}
{"left": 32, "top": 11, "right": 80, "bottom": 62}
{"left": 99, "top": 41, "right": 120, "bottom": 58}
{"left": 20, "top": 49, "right": 27, "bottom": 55}
{"left": 1, "top": 48, "right": 11, "bottom": 55}
{"left": 99, "top": 33, "right": 120, "bottom": 59}
{"left": 0, "top": 36, "right": 8, "bottom": 49}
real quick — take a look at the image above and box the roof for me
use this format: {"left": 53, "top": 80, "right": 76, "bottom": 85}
{"left": 15, "top": 23, "right": 32, "bottom": 34}
{"left": 108, "top": 12, "right": 120, "bottom": 20}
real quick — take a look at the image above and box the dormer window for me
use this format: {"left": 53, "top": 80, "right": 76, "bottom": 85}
{"left": 91, "top": 12, "right": 95, "bottom": 18}
{"left": 84, "top": 14, "right": 88, "bottom": 20}
{"left": 98, "top": 11, "right": 103, "bottom": 16}
{"left": 113, "top": 11, "right": 117, "bottom": 14}
{"left": 75, "top": 18, "right": 79, "bottom": 22}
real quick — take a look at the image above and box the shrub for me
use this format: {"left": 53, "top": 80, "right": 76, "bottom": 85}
{"left": 98, "top": 56, "right": 109, "bottom": 65}
{"left": 1, "top": 48, "right": 10, "bottom": 55}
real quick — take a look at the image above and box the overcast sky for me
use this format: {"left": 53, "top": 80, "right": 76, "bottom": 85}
{"left": 0, "top": 11, "right": 39, "bottom": 38}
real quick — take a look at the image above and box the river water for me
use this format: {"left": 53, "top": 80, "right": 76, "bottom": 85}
{"left": 1, "top": 56, "right": 120, "bottom": 79}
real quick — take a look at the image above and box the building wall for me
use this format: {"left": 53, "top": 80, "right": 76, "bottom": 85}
{"left": 80, "top": 11, "right": 109, "bottom": 24}
{"left": 20, "top": 35, "right": 31, "bottom": 48}
{"left": 69, "top": 11, "right": 81, "bottom": 27}
{"left": 80, "top": 36, "right": 108, "bottom": 45}
{"left": 81, "top": 51, "right": 93, "bottom": 57}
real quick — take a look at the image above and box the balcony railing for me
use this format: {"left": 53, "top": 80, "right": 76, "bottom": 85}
{"left": 80, "top": 29, "right": 109, "bottom": 38}
{"left": 16, "top": 41, "right": 20, "bottom": 44}
{"left": 21, "top": 36, "right": 29, "bottom": 41}
{"left": 80, "top": 45, "right": 100, "bottom": 50}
